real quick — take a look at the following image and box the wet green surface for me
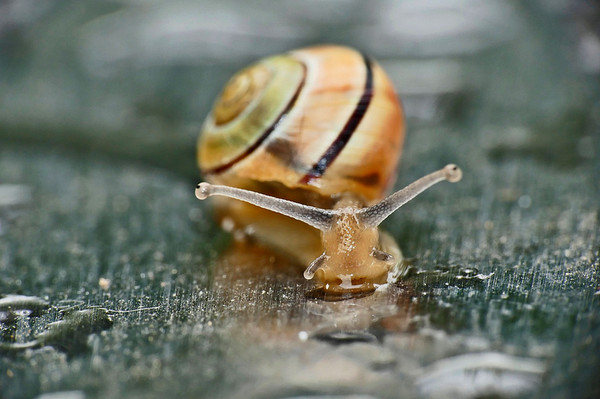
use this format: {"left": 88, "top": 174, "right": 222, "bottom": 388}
{"left": 1, "top": 1, "right": 600, "bottom": 398}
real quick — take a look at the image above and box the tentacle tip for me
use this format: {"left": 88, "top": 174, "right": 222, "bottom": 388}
{"left": 195, "top": 182, "right": 212, "bottom": 200}
{"left": 371, "top": 248, "right": 394, "bottom": 263}
{"left": 303, "top": 270, "right": 315, "bottom": 280}
{"left": 444, "top": 164, "right": 462, "bottom": 183}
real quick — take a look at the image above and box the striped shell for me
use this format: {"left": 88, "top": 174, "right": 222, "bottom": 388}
{"left": 197, "top": 45, "right": 405, "bottom": 264}
{"left": 198, "top": 45, "right": 404, "bottom": 202}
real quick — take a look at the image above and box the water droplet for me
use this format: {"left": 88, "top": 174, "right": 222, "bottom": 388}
{"left": 518, "top": 195, "right": 532, "bottom": 208}
{"left": 298, "top": 331, "right": 309, "bottom": 341}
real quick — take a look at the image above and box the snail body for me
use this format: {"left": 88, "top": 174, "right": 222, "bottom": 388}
{"left": 196, "top": 45, "right": 461, "bottom": 294}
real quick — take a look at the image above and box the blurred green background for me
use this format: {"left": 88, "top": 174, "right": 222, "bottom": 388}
{"left": 1, "top": 1, "right": 599, "bottom": 398}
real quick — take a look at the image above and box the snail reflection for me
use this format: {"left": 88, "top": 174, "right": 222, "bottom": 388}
{"left": 196, "top": 45, "right": 461, "bottom": 296}
{"left": 207, "top": 240, "right": 418, "bottom": 342}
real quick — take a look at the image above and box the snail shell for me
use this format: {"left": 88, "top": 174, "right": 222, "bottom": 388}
{"left": 197, "top": 45, "right": 405, "bottom": 271}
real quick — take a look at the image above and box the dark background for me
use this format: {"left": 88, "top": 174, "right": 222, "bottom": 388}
{"left": 1, "top": 1, "right": 599, "bottom": 398}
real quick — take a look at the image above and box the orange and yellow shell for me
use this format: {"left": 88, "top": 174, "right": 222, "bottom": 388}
{"left": 197, "top": 45, "right": 405, "bottom": 265}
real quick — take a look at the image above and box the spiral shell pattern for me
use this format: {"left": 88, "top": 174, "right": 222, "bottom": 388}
{"left": 198, "top": 45, "right": 404, "bottom": 204}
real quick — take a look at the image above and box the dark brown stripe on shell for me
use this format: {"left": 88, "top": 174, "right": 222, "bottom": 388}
{"left": 203, "top": 63, "right": 307, "bottom": 175}
{"left": 300, "top": 54, "right": 374, "bottom": 184}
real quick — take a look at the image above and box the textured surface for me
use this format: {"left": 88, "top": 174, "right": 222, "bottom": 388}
{"left": 1, "top": 1, "right": 599, "bottom": 398}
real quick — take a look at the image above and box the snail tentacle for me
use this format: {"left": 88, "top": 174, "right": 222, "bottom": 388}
{"left": 303, "top": 252, "right": 329, "bottom": 280}
{"left": 371, "top": 248, "right": 394, "bottom": 262}
{"left": 195, "top": 183, "right": 334, "bottom": 231}
{"left": 358, "top": 164, "right": 462, "bottom": 227}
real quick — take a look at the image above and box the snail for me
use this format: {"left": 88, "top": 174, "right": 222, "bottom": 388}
{"left": 195, "top": 45, "right": 461, "bottom": 295}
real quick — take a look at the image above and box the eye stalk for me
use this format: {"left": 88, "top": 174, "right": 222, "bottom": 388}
{"left": 195, "top": 182, "right": 335, "bottom": 231}
{"left": 196, "top": 164, "right": 462, "bottom": 231}
{"left": 357, "top": 164, "right": 462, "bottom": 227}
{"left": 195, "top": 164, "right": 462, "bottom": 287}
